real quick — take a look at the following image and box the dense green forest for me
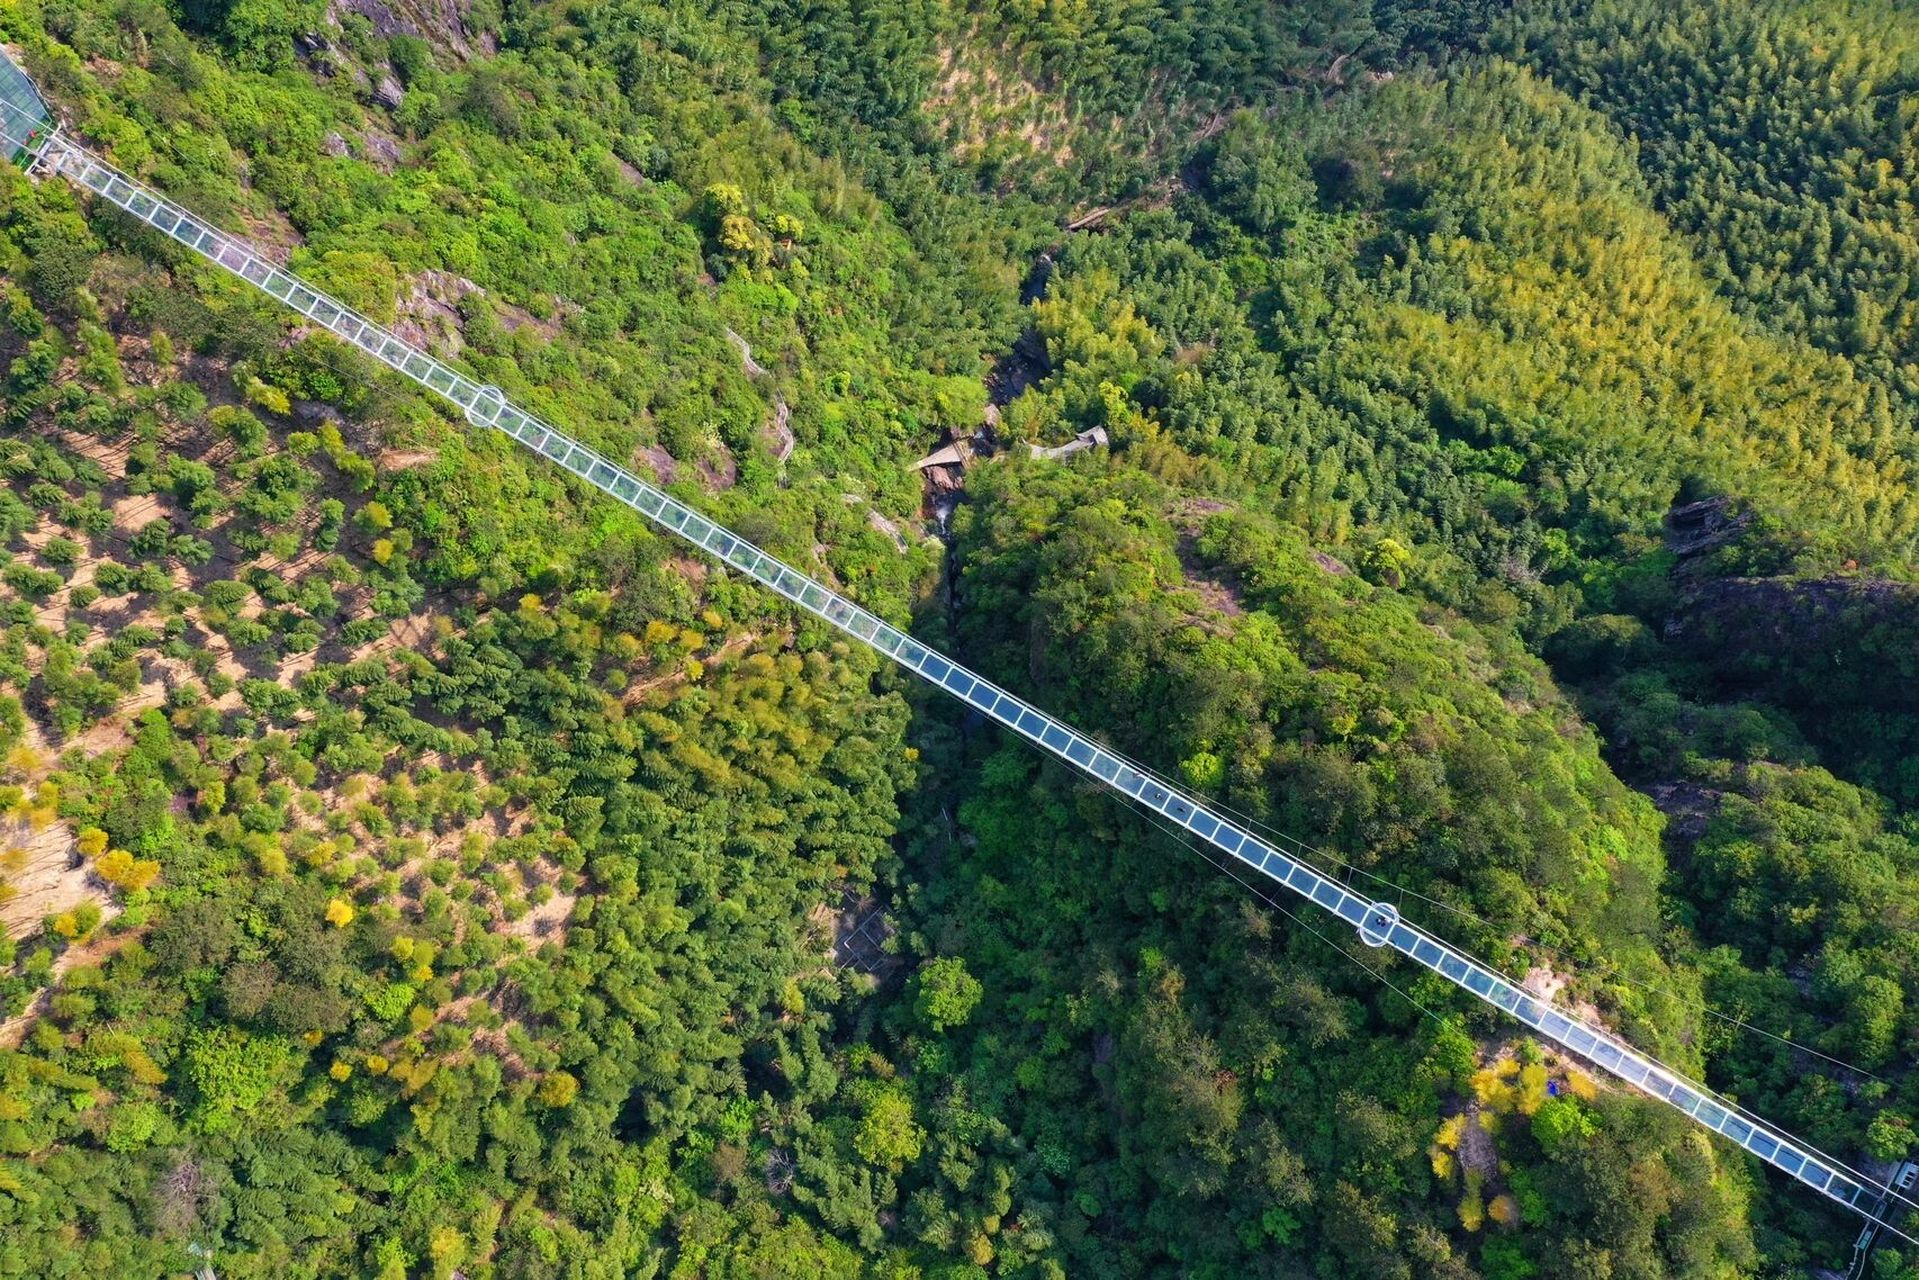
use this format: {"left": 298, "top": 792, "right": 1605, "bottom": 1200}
{"left": 0, "top": 0, "right": 1916, "bottom": 1276}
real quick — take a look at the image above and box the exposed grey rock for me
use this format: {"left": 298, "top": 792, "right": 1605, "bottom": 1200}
{"left": 361, "top": 131, "right": 402, "bottom": 171}
{"left": 1644, "top": 781, "right": 1724, "bottom": 851}
{"left": 1665, "top": 496, "right": 1749, "bottom": 558}
{"left": 326, "top": 0, "right": 488, "bottom": 57}
{"left": 293, "top": 400, "right": 345, "bottom": 427}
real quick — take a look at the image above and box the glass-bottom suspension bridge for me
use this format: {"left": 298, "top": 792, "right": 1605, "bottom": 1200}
{"left": 1, "top": 50, "right": 1913, "bottom": 1265}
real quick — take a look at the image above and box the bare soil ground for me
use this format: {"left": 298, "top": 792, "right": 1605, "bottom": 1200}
{"left": 0, "top": 820, "right": 106, "bottom": 941}
{"left": 0, "top": 720, "right": 109, "bottom": 943}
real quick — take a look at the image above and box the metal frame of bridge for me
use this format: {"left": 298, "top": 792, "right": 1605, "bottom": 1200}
{"left": 1, "top": 56, "right": 1913, "bottom": 1252}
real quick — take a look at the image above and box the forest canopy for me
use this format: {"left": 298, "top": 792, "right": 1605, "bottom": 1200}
{"left": 0, "top": 0, "right": 1914, "bottom": 1277}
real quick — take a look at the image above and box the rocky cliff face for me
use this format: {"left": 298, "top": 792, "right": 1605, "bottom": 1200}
{"left": 1666, "top": 574, "right": 1919, "bottom": 702}
{"left": 325, "top": 0, "right": 495, "bottom": 57}
{"left": 1651, "top": 492, "right": 1919, "bottom": 712}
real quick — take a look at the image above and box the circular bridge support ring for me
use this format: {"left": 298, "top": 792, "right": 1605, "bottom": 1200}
{"left": 465, "top": 384, "right": 506, "bottom": 429}
{"left": 1358, "top": 901, "right": 1399, "bottom": 948}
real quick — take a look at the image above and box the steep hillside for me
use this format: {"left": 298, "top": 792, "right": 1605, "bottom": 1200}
{"left": 0, "top": 0, "right": 1914, "bottom": 1278}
